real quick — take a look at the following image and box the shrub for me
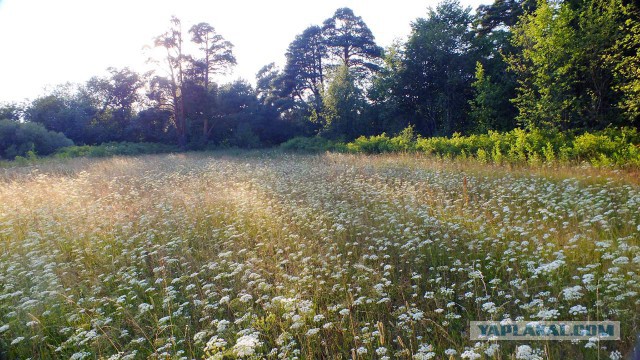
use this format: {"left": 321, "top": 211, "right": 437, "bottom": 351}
{"left": 54, "top": 142, "right": 177, "bottom": 159}
{"left": 343, "top": 126, "right": 640, "bottom": 167}
{"left": 229, "top": 124, "right": 262, "bottom": 149}
{"left": 572, "top": 133, "right": 618, "bottom": 160}
{"left": 347, "top": 134, "right": 394, "bottom": 153}
{"left": 389, "top": 125, "right": 417, "bottom": 152}
{"left": 0, "top": 119, "right": 73, "bottom": 160}
{"left": 280, "top": 137, "right": 335, "bottom": 152}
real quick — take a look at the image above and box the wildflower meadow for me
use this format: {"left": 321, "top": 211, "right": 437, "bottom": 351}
{"left": 0, "top": 152, "right": 638, "bottom": 359}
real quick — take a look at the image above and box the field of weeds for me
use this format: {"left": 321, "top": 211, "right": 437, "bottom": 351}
{"left": 0, "top": 152, "right": 638, "bottom": 359}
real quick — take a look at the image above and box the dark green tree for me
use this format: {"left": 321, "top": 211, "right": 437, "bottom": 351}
{"left": 0, "top": 103, "right": 22, "bottom": 121}
{"left": 475, "top": 0, "right": 536, "bottom": 36}
{"left": 468, "top": 62, "right": 511, "bottom": 132}
{"left": 256, "top": 63, "right": 315, "bottom": 136}
{"left": 281, "top": 25, "right": 327, "bottom": 119}
{"left": 84, "top": 67, "right": 143, "bottom": 141}
{"left": 321, "top": 65, "right": 366, "bottom": 140}
{"left": 472, "top": 0, "right": 525, "bottom": 132}
{"left": 367, "top": 41, "right": 410, "bottom": 135}
{"left": 24, "top": 84, "right": 97, "bottom": 144}
{"left": 129, "top": 108, "right": 175, "bottom": 143}
{"left": 189, "top": 23, "right": 236, "bottom": 90}
{"left": 256, "top": 63, "right": 282, "bottom": 107}
{"left": 322, "top": 8, "right": 383, "bottom": 77}
{"left": 188, "top": 22, "right": 236, "bottom": 138}
{"left": 0, "top": 120, "right": 73, "bottom": 159}
{"left": 399, "top": 0, "right": 477, "bottom": 135}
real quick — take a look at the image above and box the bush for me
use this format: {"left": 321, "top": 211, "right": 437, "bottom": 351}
{"left": 54, "top": 142, "right": 177, "bottom": 159}
{"left": 388, "top": 125, "right": 417, "bottom": 152}
{"left": 229, "top": 123, "right": 262, "bottom": 149}
{"left": 0, "top": 119, "right": 73, "bottom": 160}
{"left": 347, "top": 134, "right": 394, "bottom": 153}
{"left": 346, "top": 127, "right": 419, "bottom": 154}
{"left": 344, "top": 126, "right": 640, "bottom": 167}
{"left": 280, "top": 137, "right": 336, "bottom": 152}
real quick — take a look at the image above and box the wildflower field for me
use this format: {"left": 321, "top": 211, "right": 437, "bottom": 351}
{"left": 0, "top": 152, "right": 638, "bottom": 359}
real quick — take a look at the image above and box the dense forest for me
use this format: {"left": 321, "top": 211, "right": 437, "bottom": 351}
{"left": 1, "top": 0, "right": 639, "bottom": 159}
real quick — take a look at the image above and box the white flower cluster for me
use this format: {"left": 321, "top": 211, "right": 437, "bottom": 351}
{"left": 0, "top": 153, "right": 636, "bottom": 358}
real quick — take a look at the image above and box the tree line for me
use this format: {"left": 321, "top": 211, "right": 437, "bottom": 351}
{"left": 1, "top": 0, "right": 639, "bottom": 155}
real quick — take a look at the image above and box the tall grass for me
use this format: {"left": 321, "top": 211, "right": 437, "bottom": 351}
{"left": 0, "top": 152, "right": 638, "bottom": 359}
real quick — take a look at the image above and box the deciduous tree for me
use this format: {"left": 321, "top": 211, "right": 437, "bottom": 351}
{"left": 322, "top": 65, "right": 366, "bottom": 139}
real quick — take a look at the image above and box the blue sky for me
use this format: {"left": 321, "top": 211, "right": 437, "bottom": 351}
{"left": 0, "top": 0, "right": 489, "bottom": 103}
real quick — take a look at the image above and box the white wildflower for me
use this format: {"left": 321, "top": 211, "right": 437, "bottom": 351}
{"left": 461, "top": 350, "right": 481, "bottom": 359}
{"left": 515, "top": 345, "right": 543, "bottom": 360}
{"left": 138, "top": 303, "right": 153, "bottom": 314}
{"left": 569, "top": 305, "right": 587, "bottom": 315}
{"left": 233, "top": 333, "right": 262, "bottom": 357}
{"left": 482, "top": 302, "right": 497, "bottom": 314}
{"left": 204, "top": 335, "right": 227, "bottom": 352}
{"left": 376, "top": 347, "right": 388, "bottom": 355}
{"left": 609, "top": 350, "right": 622, "bottom": 360}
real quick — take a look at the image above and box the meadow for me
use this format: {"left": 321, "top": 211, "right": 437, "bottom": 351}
{"left": 0, "top": 152, "right": 638, "bottom": 359}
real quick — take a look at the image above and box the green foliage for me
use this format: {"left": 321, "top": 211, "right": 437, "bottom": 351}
{"left": 606, "top": 6, "right": 640, "bottom": 122}
{"left": 469, "top": 62, "right": 509, "bottom": 133}
{"left": 4, "top": 3, "right": 640, "bottom": 156}
{"left": 281, "top": 25, "right": 327, "bottom": 117}
{"left": 571, "top": 128, "right": 640, "bottom": 165}
{"left": 342, "top": 126, "right": 418, "bottom": 153}
{"left": 346, "top": 134, "right": 394, "bottom": 153}
{"left": 0, "top": 119, "right": 73, "bottom": 160}
{"left": 390, "top": 125, "right": 417, "bottom": 151}
{"left": 509, "top": 0, "right": 629, "bottom": 129}
{"left": 279, "top": 136, "right": 336, "bottom": 152}
{"left": 321, "top": 66, "right": 366, "bottom": 140}
{"left": 508, "top": 0, "right": 579, "bottom": 129}
{"left": 84, "top": 67, "right": 144, "bottom": 142}
{"left": 399, "top": 0, "right": 477, "bottom": 136}
{"left": 0, "top": 102, "right": 23, "bottom": 121}
{"left": 54, "top": 142, "right": 177, "bottom": 159}
{"left": 322, "top": 7, "right": 383, "bottom": 75}
{"left": 344, "top": 126, "right": 640, "bottom": 167}
{"left": 475, "top": 0, "right": 536, "bottom": 35}
{"left": 366, "top": 41, "right": 409, "bottom": 135}
{"left": 229, "top": 123, "right": 262, "bottom": 149}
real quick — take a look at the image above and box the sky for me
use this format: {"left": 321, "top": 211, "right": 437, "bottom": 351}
{"left": 0, "top": 0, "right": 490, "bottom": 103}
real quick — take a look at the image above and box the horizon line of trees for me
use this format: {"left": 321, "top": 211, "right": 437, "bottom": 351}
{"left": 1, "top": 0, "right": 639, "bottom": 157}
